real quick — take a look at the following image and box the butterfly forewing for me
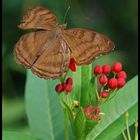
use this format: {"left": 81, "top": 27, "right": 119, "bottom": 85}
{"left": 62, "top": 28, "right": 115, "bottom": 65}
{"left": 19, "top": 6, "right": 58, "bottom": 30}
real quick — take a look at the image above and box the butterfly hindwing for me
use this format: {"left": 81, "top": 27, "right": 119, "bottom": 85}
{"left": 14, "top": 31, "right": 51, "bottom": 68}
{"left": 14, "top": 29, "right": 70, "bottom": 79}
{"left": 31, "top": 38, "right": 70, "bottom": 79}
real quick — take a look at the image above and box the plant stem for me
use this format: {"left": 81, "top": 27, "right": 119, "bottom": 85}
{"left": 125, "top": 111, "right": 131, "bottom": 140}
{"left": 100, "top": 86, "right": 104, "bottom": 92}
{"left": 102, "top": 89, "right": 113, "bottom": 104}
{"left": 113, "top": 73, "right": 116, "bottom": 78}
{"left": 122, "top": 131, "right": 128, "bottom": 140}
{"left": 64, "top": 108, "right": 69, "bottom": 140}
{"left": 94, "top": 76, "right": 100, "bottom": 102}
{"left": 107, "top": 89, "right": 118, "bottom": 101}
{"left": 60, "top": 69, "right": 69, "bottom": 83}
{"left": 62, "top": 92, "right": 69, "bottom": 140}
{"left": 58, "top": 68, "right": 70, "bottom": 140}
{"left": 134, "top": 120, "right": 138, "bottom": 140}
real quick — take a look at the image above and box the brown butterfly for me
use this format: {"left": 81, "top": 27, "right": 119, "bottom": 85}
{"left": 14, "top": 6, "right": 115, "bottom": 79}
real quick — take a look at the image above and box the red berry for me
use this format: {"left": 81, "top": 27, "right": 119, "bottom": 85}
{"left": 94, "top": 66, "right": 103, "bottom": 76}
{"left": 99, "top": 75, "right": 108, "bottom": 86}
{"left": 65, "top": 84, "right": 72, "bottom": 93}
{"left": 100, "top": 90, "right": 109, "bottom": 98}
{"left": 55, "top": 84, "right": 63, "bottom": 93}
{"left": 102, "top": 64, "right": 111, "bottom": 75}
{"left": 94, "top": 108, "right": 100, "bottom": 114}
{"left": 66, "top": 77, "right": 73, "bottom": 85}
{"left": 108, "top": 78, "right": 118, "bottom": 89}
{"left": 112, "top": 62, "right": 123, "bottom": 73}
{"left": 83, "top": 108, "right": 91, "bottom": 116}
{"left": 62, "top": 82, "right": 67, "bottom": 89}
{"left": 117, "top": 78, "right": 126, "bottom": 88}
{"left": 92, "top": 115, "right": 101, "bottom": 121}
{"left": 69, "top": 58, "right": 76, "bottom": 72}
{"left": 117, "top": 71, "right": 127, "bottom": 79}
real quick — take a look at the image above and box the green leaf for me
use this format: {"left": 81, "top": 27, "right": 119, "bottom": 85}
{"left": 74, "top": 107, "right": 86, "bottom": 138}
{"left": 81, "top": 65, "right": 92, "bottom": 107}
{"left": 85, "top": 120, "right": 98, "bottom": 135}
{"left": 72, "top": 64, "right": 93, "bottom": 107}
{"left": 25, "top": 70, "right": 65, "bottom": 140}
{"left": 89, "top": 76, "right": 96, "bottom": 105}
{"left": 95, "top": 103, "right": 137, "bottom": 140}
{"left": 72, "top": 66, "right": 81, "bottom": 101}
{"left": 86, "top": 75, "right": 138, "bottom": 140}
{"left": 2, "top": 131, "right": 38, "bottom": 140}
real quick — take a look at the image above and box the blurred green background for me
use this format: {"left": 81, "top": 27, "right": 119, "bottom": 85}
{"left": 2, "top": 0, "right": 138, "bottom": 135}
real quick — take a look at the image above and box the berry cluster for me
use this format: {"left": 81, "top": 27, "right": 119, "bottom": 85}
{"left": 93, "top": 61, "right": 127, "bottom": 99}
{"left": 55, "top": 77, "right": 73, "bottom": 94}
{"left": 83, "top": 105, "right": 101, "bottom": 121}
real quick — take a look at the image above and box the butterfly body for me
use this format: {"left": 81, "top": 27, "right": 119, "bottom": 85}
{"left": 14, "top": 6, "right": 115, "bottom": 79}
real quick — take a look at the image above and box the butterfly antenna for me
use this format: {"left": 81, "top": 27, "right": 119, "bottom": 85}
{"left": 63, "top": 5, "right": 70, "bottom": 24}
